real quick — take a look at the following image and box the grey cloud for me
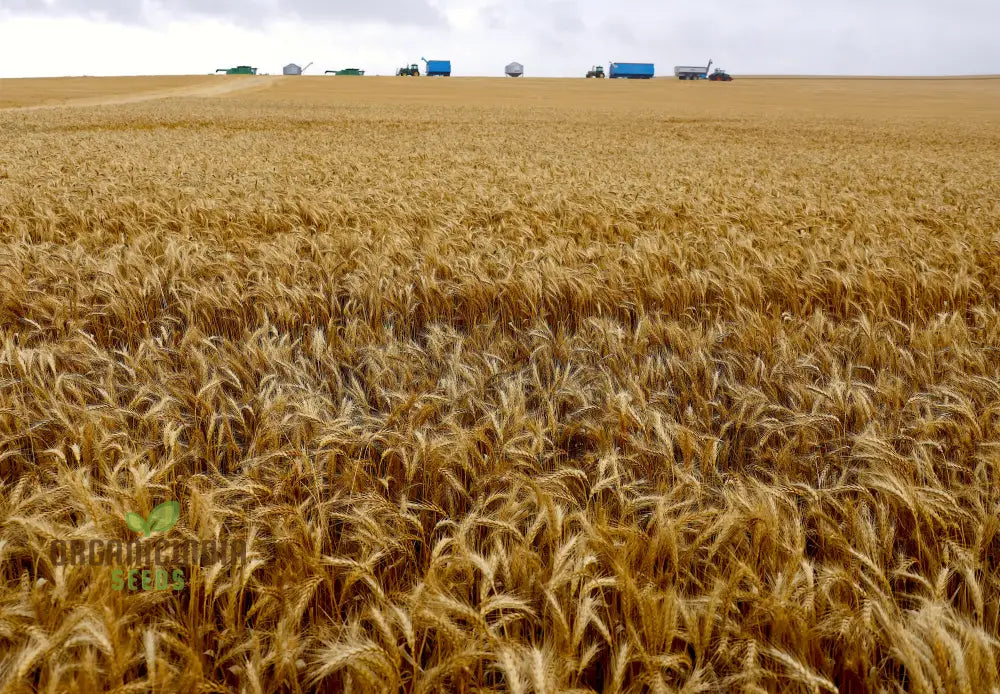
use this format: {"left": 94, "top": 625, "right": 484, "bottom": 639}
{"left": 546, "top": 1, "right": 583, "bottom": 35}
{"left": 602, "top": 20, "right": 636, "bottom": 47}
{"left": 0, "top": 0, "right": 447, "bottom": 26}
{"left": 477, "top": 0, "right": 584, "bottom": 35}
{"left": 2, "top": 0, "right": 144, "bottom": 21}
{"left": 480, "top": 5, "right": 506, "bottom": 31}
{"left": 1, "top": 0, "right": 997, "bottom": 76}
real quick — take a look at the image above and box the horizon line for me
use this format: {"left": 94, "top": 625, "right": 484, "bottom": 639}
{"left": 3, "top": 72, "right": 1000, "bottom": 80}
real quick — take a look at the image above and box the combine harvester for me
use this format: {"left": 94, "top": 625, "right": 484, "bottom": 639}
{"left": 325, "top": 68, "right": 365, "bottom": 75}
{"left": 216, "top": 66, "right": 257, "bottom": 75}
{"left": 421, "top": 57, "right": 452, "bottom": 76}
{"left": 609, "top": 62, "right": 655, "bottom": 79}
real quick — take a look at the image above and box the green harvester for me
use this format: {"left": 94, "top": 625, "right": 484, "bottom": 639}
{"left": 324, "top": 68, "right": 366, "bottom": 76}
{"left": 216, "top": 66, "right": 257, "bottom": 75}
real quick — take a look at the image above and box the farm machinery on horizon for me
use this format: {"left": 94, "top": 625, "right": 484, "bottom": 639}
{"left": 396, "top": 58, "right": 452, "bottom": 76}
{"left": 674, "top": 59, "right": 733, "bottom": 80}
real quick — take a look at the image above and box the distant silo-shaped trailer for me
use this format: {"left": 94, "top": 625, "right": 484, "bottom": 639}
{"left": 283, "top": 62, "right": 313, "bottom": 75}
{"left": 505, "top": 61, "right": 524, "bottom": 77}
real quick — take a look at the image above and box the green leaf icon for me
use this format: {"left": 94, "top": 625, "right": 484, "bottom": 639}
{"left": 125, "top": 512, "right": 149, "bottom": 537}
{"left": 147, "top": 501, "right": 180, "bottom": 534}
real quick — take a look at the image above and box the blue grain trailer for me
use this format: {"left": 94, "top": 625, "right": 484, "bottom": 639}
{"left": 609, "top": 62, "right": 654, "bottom": 79}
{"left": 421, "top": 57, "right": 451, "bottom": 76}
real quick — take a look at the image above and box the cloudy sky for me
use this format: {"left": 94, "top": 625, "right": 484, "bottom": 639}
{"left": 0, "top": 0, "right": 995, "bottom": 78}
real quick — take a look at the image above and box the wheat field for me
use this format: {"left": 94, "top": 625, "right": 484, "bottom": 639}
{"left": 1, "top": 75, "right": 999, "bottom": 693}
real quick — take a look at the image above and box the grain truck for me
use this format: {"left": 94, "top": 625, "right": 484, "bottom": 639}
{"left": 421, "top": 58, "right": 452, "bottom": 76}
{"left": 608, "top": 62, "right": 655, "bottom": 79}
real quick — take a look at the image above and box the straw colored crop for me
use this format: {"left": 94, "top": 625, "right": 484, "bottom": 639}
{"left": 1, "top": 75, "right": 999, "bottom": 693}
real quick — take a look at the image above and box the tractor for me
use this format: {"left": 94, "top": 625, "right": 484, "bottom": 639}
{"left": 708, "top": 68, "right": 733, "bottom": 81}
{"left": 586, "top": 65, "right": 605, "bottom": 78}
{"left": 397, "top": 64, "right": 420, "bottom": 76}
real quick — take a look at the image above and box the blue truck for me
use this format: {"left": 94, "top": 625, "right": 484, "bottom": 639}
{"left": 608, "top": 62, "right": 654, "bottom": 79}
{"left": 421, "top": 58, "right": 451, "bottom": 76}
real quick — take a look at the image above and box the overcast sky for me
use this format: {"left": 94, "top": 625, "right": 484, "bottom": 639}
{"left": 0, "top": 0, "right": 995, "bottom": 78}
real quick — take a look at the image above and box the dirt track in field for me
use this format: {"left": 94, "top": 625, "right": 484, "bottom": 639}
{"left": 0, "top": 75, "right": 280, "bottom": 111}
